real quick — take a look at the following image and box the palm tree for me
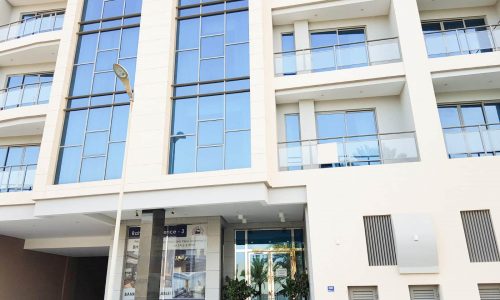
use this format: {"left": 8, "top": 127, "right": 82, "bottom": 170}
{"left": 250, "top": 255, "right": 268, "bottom": 298}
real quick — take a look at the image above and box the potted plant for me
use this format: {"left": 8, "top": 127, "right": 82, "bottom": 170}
{"left": 222, "top": 276, "right": 257, "bottom": 300}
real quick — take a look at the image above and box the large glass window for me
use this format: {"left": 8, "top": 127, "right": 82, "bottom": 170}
{"left": 0, "top": 145, "right": 40, "bottom": 192}
{"left": 310, "top": 28, "right": 367, "bottom": 71}
{"left": 170, "top": 0, "right": 250, "bottom": 174}
{"left": 316, "top": 110, "right": 379, "bottom": 167}
{"left": 55, "top": 0, "right": 142, "bottom": 184}
{"left": 438, "top": 102, "right": 500, "bottom": 158}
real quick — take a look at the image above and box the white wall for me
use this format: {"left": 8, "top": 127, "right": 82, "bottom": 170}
{"left": 0, "top": 0, "right": 12, "bottom": 25}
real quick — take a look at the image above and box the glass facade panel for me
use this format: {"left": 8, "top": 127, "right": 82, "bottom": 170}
{"left": 2, "top": 73, "right": 54, "bottom": 110}
{"left": 170, "top": 1, "right": 250, "bottom": 174}
{"left": 55, "top": 0, "right": 142, "bottom": 184}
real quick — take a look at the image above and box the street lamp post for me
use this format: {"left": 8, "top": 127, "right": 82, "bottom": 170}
{"left": 106, "top": 64, "right": 134, "bottom": 300}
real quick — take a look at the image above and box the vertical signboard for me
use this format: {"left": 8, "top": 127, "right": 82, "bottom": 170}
{"left": 123, "top": 224, "right": 207, "bottom": 300}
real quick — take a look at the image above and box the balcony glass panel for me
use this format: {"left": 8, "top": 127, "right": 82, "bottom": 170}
{"left": 278, "top": 132, "right": 419, "bottom": 170}
{"left": 423, "top": 18, "right": 499, "bottom": 58}
{"left": 274, "top": 37, "right": 401, "bottom": 76}
{"left": 0, "top": 146, "right": 40, "bottom": 193}
{"left": 0, "top": 11, "right": 65, "bottom": 43}
{"left": 0, "top": 81, "right": 53, "bottom": 110}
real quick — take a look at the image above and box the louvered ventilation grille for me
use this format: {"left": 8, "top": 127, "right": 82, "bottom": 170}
{"left": 363, "top": 215, "right": 397, "bottom": 266}
{"left": 348, "top": 286, "right": 378, "bottom": 300}
{"left": 479, "top": 284, "right": 500, "bottom": 300}
{"left": 409, "top": 286, "right": 439, "bottom": 300}
{"left": 461, "top": 210, "right": 500, "bottom": 262}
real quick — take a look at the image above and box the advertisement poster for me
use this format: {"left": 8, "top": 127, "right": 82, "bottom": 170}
{"left": 123, "top": 224, "right": 207, "bottom": 300}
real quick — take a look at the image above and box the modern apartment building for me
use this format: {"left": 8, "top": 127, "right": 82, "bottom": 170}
{"left": 0, "top": 0, "right": 500, "bottom": 299}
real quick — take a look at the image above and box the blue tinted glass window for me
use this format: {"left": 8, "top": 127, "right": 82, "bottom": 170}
{"left": 56, "top": 147, "right": 82, "bottom": 184}
{"left": 170, "top": 136, "right": 196, "bottom": 174}
{"left": 56, "top": 0, "right": 141, "bottom": 184}
{"left": 485, "top": 104, "right": 500, "bottom": 124}
{"left": 201, "top": 35, "right": 224, "bottom": 58}
{"left": 199, "top": 95, "right": 224, "bottom": 120}
{"left": 438, "top": 107, "right": 460, "bottom": 128}
{"left": 171, "top": 1, "right": 250, "bottom": 174}
{"left": 285, "top": 114, "right": 301, "bottom": 142}
{"left": 106, "top": 142, "right": 125, "bottom": 179}
{"left": 316, "top": 113, "right": 345, "bottom": 139}
{"left": 177, "top": 18, "right": 200, "bottom": 50}
{"left": 76, "top": 33, "right": 98, "bottom": 64}
{"left": 225, "top": 131, "right": 250, "bottom": 169}
{"left": 226, "top": 92, "right": 250, "bottom": 130}
{"left": 197, "top": 146, "right": 223, "bottom": 171}
{"left": 346, "top": 111, "right": 376, "bottom": 136}
{"left": 201, "top": 14, "right": 224, "bottom": 36}
{"left": 198, "top": 120, "right": 224, "bottom": 146}
{"left": 226, "top": 43, "right": 249, "bottom": 78}
{"left": 226, "top": 11, "right": 248, "bottom": 43}
{"left": 70, "top": 64, "right": 94, "bottom": 96}
{"left": 172, "top": 99, "right": 197, "bottom": 136}
{"left": 120, "top": 27, "right": 140, "bottom": 57}
{"left": 200, "top": 58, "right": 224, "bottom": 81}
{"left": 176, "top": 50, "right": 199, "bottom": 84}
{"left": 461, "top": 105, "right": 485, "bottom": 126}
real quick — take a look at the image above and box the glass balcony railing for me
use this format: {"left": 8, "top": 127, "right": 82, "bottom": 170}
{"left": 0, "top": 11, "right": 65, "bottom": 43}
{"left": 424, "top": 25, "right": 500, "bottom": 58}
{"left": 0, "top": 82, "right": 52, "bottom": 110}
{"left": 278, "top": 131, "right": 419, "bottom": 171}
{"left": 274, "top": 37, "right": 402, "bottom": 76}
{"left": 0, "top": 165, "right": 37, "bottom": 192}
{"left": 442, "top": 124, "right": 500, "bottom": 158}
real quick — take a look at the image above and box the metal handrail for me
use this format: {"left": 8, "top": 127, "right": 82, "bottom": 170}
{"left": 274, "top": 36, "right": 400, "bottom": 55}
{"left": 0, "top": 81, "right": 52, "bottom": 110}
{"left": 442, "top": 122, "right": 500, "bottom": 130}
{"left": 0, "top": 10, "right": 65, "bottom": 43}
{"left": 278, "top": 130, "right": 416, "bottom": 145}
{"left": 423, "top": 24, "right": 500, "bottom": 35}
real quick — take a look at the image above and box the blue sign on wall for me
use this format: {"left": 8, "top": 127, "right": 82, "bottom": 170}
{"left": 327, "top": 286, "right": 335, "bottom": 292}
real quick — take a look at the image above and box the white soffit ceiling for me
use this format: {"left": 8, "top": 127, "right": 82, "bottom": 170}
{"left": 272, "top": 0, "right": 391, "bottom": 26}
{"left": 7, "top": 0, "right": 64, "bottom": 6}
{"left": 417, "top": 0, "right": 497, "bottom": 11}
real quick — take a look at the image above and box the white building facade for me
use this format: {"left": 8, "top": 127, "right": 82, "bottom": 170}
{"left": 0, "top": 0, "right": 499, "bottom": 299}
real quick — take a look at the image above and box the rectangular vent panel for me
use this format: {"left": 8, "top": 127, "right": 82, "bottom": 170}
{"left": 461, "top": 210, "right": 500, "bottom": 262}
{"left": 363, "top": 215, "right": 397, "bottom": 266}
{"left": 348, "top": 286, "right": 378, "bottom": 300}
{"left": 479, "top": 284, "right": 500, "bottom": 300}
{"left": 409, "top": 285, "right": 439, "bottom": 300}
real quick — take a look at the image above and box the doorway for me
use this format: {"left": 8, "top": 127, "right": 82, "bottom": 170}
{"left": 235, "top": 229, "right": 305, "bottom": 300}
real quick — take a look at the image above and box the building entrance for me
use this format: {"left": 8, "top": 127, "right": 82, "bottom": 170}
{"left": 235, "top": 229, "right": 305, "bottom": 300}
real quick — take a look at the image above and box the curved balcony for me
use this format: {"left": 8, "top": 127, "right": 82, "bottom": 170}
{"left": 274, "top": 37, "right": 401, "bottom": 76}
{"left": 0, "top": 11, "right": 65, "bottom": 43}
{"left": 0, "top": 82, "right": 52, "bottom": 110}
{"left": 424, "top": 25, "right": 500, "bottom": 58}
{"left": 278, "top": 131, "right": 419, "bottom": 171}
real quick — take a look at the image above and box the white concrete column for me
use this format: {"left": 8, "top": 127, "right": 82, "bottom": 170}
{"left": 391, "top": 0, "right": 448, "bottom": 163}
{"left": 293, "top": 20, "right": 310, "bottom": 73}
{"left": 298, "top": 100, "right": 316, "bottom": 141}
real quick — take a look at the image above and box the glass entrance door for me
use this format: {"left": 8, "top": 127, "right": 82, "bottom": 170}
{"left": 249, "top": 252, "right": 293, "bottom": 300}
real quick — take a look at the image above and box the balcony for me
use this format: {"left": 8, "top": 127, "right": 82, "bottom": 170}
{"left": 0, "top": 82, "right": 52, "bottom": 110}
{"left": 274, "top": 37, "right": 401, "bottom": 76}
{"left": 278, "top": 132, "right": 419, "bottom": 171}
{"left": 424, "top": 25, "right": 500, "bottom": 58}
{"left": 0, "top": 10, "right": 65, "bottom": 43}
{"left": 442, "top": 124, "right": 500, "bottom": 158}
{"left": 0, "top": 145, "right": 39, "bottom": 193}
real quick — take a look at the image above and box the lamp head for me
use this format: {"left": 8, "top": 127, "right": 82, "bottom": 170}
{"left": 113, "top": 63, "right": 129, "bottom": 79}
